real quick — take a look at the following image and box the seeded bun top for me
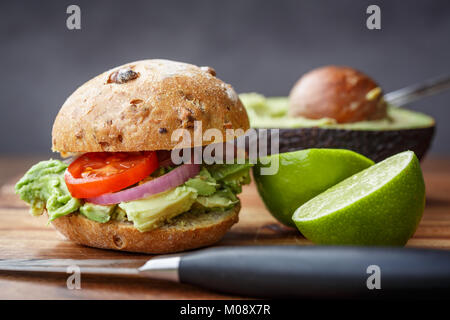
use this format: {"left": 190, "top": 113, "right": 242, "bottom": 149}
{"left": 52, "top": 59, "right": 250, "bottom": 154}
{"left": 288, "top": 66, "right": 387, "bottom": 123}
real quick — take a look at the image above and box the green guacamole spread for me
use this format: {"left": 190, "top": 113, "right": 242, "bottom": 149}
{"left": 15, "top": 160, "right": 81, "bottom": 220}
{"left": 15, "top": 160, "right": 251, "bottom": 232}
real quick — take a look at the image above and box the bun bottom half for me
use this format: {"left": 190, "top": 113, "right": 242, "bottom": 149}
{"left": 50, "top": 203, "right": 240, "bottom": 254}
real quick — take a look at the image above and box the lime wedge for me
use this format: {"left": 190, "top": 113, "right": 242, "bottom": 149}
{"left": 253, "top": 149, "right": 374, "bottom": 227}
{"left": 293, "top": 151, "right": 425, "bottom": 245}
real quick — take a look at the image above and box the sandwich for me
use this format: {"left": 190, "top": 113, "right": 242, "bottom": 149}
{"left": 15, "top": 59, "right": 251, "bottom": 254}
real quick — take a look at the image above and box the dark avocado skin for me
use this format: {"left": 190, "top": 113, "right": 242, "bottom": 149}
{"left": 258, "top": 126, "right": 435, "bottom": 162}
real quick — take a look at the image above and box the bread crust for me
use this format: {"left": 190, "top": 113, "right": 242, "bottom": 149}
{"left": 52, "top": 59, "right": 249, "bottom": 153}
{"left": 288, "top": 65, "right": 387, "bottom": 123}
{"left": 50, "top": 203, "right": 240, "bottom": 254}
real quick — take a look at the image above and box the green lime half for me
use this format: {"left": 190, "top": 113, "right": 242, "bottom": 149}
{"left": 293, "top": 151, "right": 425, "bottom": 246}
{"left": 253, "top": 149, "right": 374, "bottom": 227}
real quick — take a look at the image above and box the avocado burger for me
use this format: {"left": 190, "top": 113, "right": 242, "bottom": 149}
{"left": 15, "top": 59, "right": 251, "bottom": 254}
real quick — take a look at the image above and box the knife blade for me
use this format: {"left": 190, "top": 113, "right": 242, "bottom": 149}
{"left": 1, "top": 246, "right": 450, "bottom": 298}
{"left": 0, "top": 258, "right": 145, "bottom": 267}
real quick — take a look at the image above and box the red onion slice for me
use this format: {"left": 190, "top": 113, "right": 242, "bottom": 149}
{"left": 86, "top": 164, "right": 200, "bottom": 205}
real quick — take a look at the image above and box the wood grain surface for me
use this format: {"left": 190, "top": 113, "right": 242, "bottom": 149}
{"left": 0, "top": 156, "right": 449, "bottom": 299}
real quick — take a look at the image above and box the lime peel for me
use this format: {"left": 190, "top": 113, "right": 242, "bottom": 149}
{"left": 293, "top": 151, "right": 425, "bottom": 246}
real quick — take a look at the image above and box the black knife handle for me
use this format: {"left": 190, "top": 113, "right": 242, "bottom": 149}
{"left": 179, "top": 246, "right": 450, "bottom": 298}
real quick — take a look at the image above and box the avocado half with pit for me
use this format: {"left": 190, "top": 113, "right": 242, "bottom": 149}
{"left": 240, "top": 93, "right": 435, "bottom": 162}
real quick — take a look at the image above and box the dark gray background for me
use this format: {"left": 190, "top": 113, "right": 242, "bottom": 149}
{"left": 1, "top": 0, "right": 449, "bottom": 155}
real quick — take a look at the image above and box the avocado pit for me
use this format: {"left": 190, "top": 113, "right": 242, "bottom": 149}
{"left": 288, "top": 66, "right": 387, "bottom": 123}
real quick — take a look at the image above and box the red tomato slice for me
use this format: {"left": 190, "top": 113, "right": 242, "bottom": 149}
{"left": 65, "top": 152, "right": 159, "bottom": 198}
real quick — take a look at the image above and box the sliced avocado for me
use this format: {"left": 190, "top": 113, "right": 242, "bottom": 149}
{"left": 111, "top": 207, "right": 127, "bottom": 222}
{"left": 80, "top": 203, "right": 116, "bottom": 223}
{"left": 119, "top": 186, "right": 197, "bottom": 232}
{"left": 240, "top": 93, "right": 435, "bottom": 162}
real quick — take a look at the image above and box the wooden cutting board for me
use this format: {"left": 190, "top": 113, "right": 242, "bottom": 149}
{"left": 0, "top": 156, "right": 449, "bottom": 299}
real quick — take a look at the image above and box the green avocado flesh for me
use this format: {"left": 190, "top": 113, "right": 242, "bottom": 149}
{"left": 15, "top": 160, "right": 252, "bottom": 232}
{"left": 239, "top": 93, "right": 435, "bottom": 130}
{"left": 14, "top": 160, "right": 81, "bottom": 220}
{"left": 80, "top": 202, "right": 115, "bottom": 223}
{"left": 119, "top": 186, "right": 198, "bottom": 232}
